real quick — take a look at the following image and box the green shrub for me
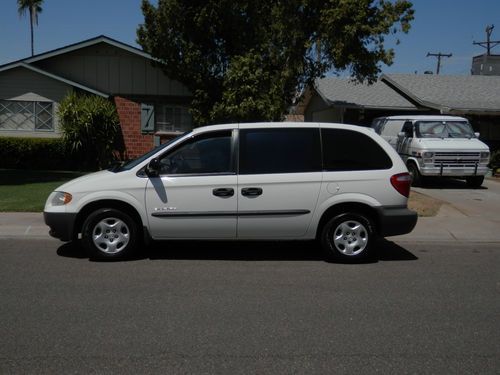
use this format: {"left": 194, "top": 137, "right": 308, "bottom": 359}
{"left": 0, "top": 137, "right": 80, "bottom": 170}
{"left": 58, "top": 92, "right": 121, "bottom": 169}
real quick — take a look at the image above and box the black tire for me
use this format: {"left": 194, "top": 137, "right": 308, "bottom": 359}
{"left": 81, "top": 208, "right": 138, "bottom": 260}
{"left": 320, "top": 213, "right": 375, "bottom": 263}
{"left": 465, "top": 176, "right": 484, "bottom": 188}
{"left": 408, "top": 162, "right": 423, "bottom": 187}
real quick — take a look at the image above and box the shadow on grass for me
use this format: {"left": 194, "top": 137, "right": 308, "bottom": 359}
{"left": 57, "top": 238, "right": 417, "bottom": 263}
{"left": 0, "top": 169, "right": 86, "bottom": 185}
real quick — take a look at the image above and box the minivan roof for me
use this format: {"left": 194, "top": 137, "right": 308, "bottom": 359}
{"left": 377, "top": 115, "right": 468, "bottom": 121}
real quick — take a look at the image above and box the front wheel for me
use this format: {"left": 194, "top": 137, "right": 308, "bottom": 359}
{"left": 465, "top": 176, "right": 484, "bottom": 188}
{"left": 81, "top": 208, "right": 138, "bottom": 260}
{"left": 408, "top": 162, "right": 423, "bottom": 187}
{"left": 320, "top": 213, "right": 375, "bottom": 262}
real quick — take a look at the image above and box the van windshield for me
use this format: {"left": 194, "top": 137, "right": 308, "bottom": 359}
{"left": 110, "top": 132, "right": 189, "bottom": 172}
{"left": 415, "top": 121, "right": 475, "bottom": 139}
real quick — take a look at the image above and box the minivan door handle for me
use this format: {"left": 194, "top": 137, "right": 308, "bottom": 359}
{"left": 212, "top": 188, "right": 234, "bottom": 197}
{"left": 241, "top": 187, "right": 263, "bottom": 197}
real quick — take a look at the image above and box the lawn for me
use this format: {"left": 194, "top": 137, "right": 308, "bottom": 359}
{"left": 0, "top": 169, "right": 86, "bottom": 212}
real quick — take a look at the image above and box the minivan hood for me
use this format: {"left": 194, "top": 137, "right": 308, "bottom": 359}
{"left": 414, "top": 138, "right": 489, "bottom": 151}
{"left": 55, "top": 170, "right": 115, "bottom": 193}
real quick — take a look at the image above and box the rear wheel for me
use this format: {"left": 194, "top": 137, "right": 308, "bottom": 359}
{"left": 320, "top": 213, "right": 375, "bottom": 262}
{"left": 465, "top": 176, "right": 484, "bottom": 188}
{"left": 82, "top": 208, "right": 138, "bottom": 260}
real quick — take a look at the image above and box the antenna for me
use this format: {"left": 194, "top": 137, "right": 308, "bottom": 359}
{"left": 473, "top": 25, "right": 500, "bottom": 55}
{"left": 426, "top": 52, "right": 452, "bottom": 74}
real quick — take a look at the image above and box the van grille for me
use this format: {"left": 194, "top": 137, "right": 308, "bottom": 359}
{"left": 433, "top": 152, "right": 481, "bottom": 168}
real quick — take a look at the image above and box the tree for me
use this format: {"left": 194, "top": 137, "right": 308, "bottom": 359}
{"left": 137, "top": 0, "right": 414, "bottom": 125}
{"left": 58, "top": 92, "right": 121, "bottom": 170}
{"left": 17, "top": 0, "right": 44, "bottom": 56}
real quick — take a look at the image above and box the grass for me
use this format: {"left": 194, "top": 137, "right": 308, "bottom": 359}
{"left": 408, "top": 190, "right": 443, "bottom": 217}
{"left": 0, "top": 169, "right": 85, "bottom": 212}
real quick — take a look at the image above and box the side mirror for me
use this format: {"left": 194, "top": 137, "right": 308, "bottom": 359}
{"left": 146, "top": 158, "right": 161, "bottom": 177}
{"left": 397, "top": 131, "right": 406, "bottom": 139}
{"left": 474, "top": 132, "right": 480, "bottom": 138}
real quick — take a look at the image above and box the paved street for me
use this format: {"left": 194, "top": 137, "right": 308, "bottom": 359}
{"left": 0, "top": 238, "right": 499, "bottom": 374}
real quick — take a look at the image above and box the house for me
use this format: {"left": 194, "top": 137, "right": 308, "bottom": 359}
{"left": 0, "top": 36, "right": 192, "bottom": 158}
{"left": 302, "top": 74, "right": 500, "bottom": 149}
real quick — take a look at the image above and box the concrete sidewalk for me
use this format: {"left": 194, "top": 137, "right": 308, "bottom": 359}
{"left": 1, "top": 207, "right": 499, "bottom": 243}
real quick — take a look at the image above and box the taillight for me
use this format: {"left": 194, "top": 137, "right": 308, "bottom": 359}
{"left": 390, "top": 173, "right": 411, "bottom": 197}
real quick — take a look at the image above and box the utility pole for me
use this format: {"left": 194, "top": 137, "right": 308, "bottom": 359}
{"left": 426, "top": 52, "right": 452, "bottom": 74}
{"left": 473, "top": 25, "right": 500, "bottom": 55}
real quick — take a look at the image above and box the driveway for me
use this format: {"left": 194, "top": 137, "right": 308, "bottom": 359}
{"left": 413, "top": 178, "right": 500, "bottom": 220}
{"left": 391, "top": 177, "right": 500, "bottom": 244}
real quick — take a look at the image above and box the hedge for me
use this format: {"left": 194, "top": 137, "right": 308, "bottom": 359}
{"left": 0, "top": 137, "right": 83, "bottom": 171}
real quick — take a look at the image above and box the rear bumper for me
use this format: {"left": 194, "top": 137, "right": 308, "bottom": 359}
{"left": 375, "top": 206, "right": 418, "bottom": 237}
{"left": 43, "top": 212, "right": 77, "bottom": 242}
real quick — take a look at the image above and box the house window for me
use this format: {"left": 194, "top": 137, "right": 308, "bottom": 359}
{"left": 156, "top": 104, "right": 192, "bottom": 133}
{"left": 0, "top": 100, "right": 54, "bottom": 132}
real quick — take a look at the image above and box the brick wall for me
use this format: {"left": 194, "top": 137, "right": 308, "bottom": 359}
{"left": 114, "top": 96, "right": 154, "bottom": 159}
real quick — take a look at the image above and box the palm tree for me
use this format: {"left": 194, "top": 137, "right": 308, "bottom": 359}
{"left": 17, "top": 0, "right": 44, "bottom": 56}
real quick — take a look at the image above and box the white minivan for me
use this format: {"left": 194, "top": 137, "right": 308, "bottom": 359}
{"left": 44, "top": 122, "right": 417, "bottom": 262}
{"left": 373, "top": 115, "right": 490, "bottom": 187}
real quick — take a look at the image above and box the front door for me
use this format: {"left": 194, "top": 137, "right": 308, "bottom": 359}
{"left": 145, "top": 130, "right": 237, "bottom": 239}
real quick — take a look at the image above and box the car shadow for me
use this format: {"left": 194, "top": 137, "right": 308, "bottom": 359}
{"left": 56, "top": 238, "right": 417, "bottom": 263}
{"left": 419, "top": 177, "right": 487, "bottom": 190}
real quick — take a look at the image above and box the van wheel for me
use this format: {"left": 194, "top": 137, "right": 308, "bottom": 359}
{"left": 465, "top": 176, "right": 484, "bottom": 188}
{"left": 408, "top": 162, "right": 423, "bottom": 187}
{"left": 321, "top": 213, "right": 374, "bottom": 262}
{"left": 82, "top": 208, "right": 138, "bottom": 260}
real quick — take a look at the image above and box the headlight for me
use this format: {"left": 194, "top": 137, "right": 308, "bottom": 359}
{"left": 480, "top": 152, "right": 490, "bottom": 160}
{"left": 50, "top": 191, "right": 72, "bottom": 206}
{"left": 422, "top": 152, "right": 434, "bottom": 158}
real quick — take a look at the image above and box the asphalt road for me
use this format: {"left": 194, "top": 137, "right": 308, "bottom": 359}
{"left": 0, "top": 238, "right": 498, "bottom": 374}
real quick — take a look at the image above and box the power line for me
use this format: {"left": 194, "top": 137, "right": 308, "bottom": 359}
{"left": 426, "top": 52, "right": 452, "bottom": 74}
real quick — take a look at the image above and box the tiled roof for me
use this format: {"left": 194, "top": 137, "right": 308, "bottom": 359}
{"left": 314, "top": 77, "right": 417, "bottom": 109}
{"left": 381, "top": 74, "right": 500, "bottom": 112}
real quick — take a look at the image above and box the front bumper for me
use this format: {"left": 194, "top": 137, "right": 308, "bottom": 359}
{"left": 375, "top": 206, "right": 418, "bottom": 237}
{"left": 419, "top": 165, "right": 489, "bottom": 177}
{"left": 43, "top": 212, "right": 77, "bottom": 241}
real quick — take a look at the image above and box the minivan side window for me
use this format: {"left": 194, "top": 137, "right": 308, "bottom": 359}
{"left": 322, "top": 128, "right": 392, "bottom": 171}
{"left": 239, "top": 128, "right": 321, "bottom": 174}
{"left": 158, "top": 130, "right": 233, "bottom": 175}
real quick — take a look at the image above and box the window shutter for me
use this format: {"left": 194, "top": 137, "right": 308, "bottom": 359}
{"left": 141, "top": 103, "right": 155, "bottom": 133}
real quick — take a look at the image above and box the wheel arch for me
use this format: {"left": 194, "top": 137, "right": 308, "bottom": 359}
{"left": 315, "top": 202, "right": 380, "bottom": 240}
{"left": 74, "top": 200, "right": 145, "bottom": 240}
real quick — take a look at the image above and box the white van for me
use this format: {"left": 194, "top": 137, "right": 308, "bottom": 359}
{"left": 373, "top": 115, "right": 490, "bottom": 187}
{"left": 44, "top": 122, "right": 417, "bottom": 262}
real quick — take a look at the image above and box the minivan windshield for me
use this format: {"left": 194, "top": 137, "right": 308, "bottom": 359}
{"left": 111, "top": 132, "right": 189, "bottom": 172}
{"left": 415, "top": 121, "right": 475, "bottom": 139}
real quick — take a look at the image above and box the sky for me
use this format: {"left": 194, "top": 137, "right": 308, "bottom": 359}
{"left": 0, "top": 0, "right": 499, "bottom": 75}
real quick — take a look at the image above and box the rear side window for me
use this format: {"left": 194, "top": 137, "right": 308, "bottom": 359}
{"left": 322, "top": 128, "right": 392, "bottom": 171}
{"left": 239, "top": 128, "right": 321, "bottom": 174}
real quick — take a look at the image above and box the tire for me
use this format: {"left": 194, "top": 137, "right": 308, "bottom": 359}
{"left": 465, "top": 176, "right": 484, "bottom": 188}
{"left": 320, "top": 213, "right": 375, "bottom": 262}
{"left": 408, "top": 162, "right": 423, "bottom": 187}
{"left": 81, "top": 208, "right": 138, "bottom": 260}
